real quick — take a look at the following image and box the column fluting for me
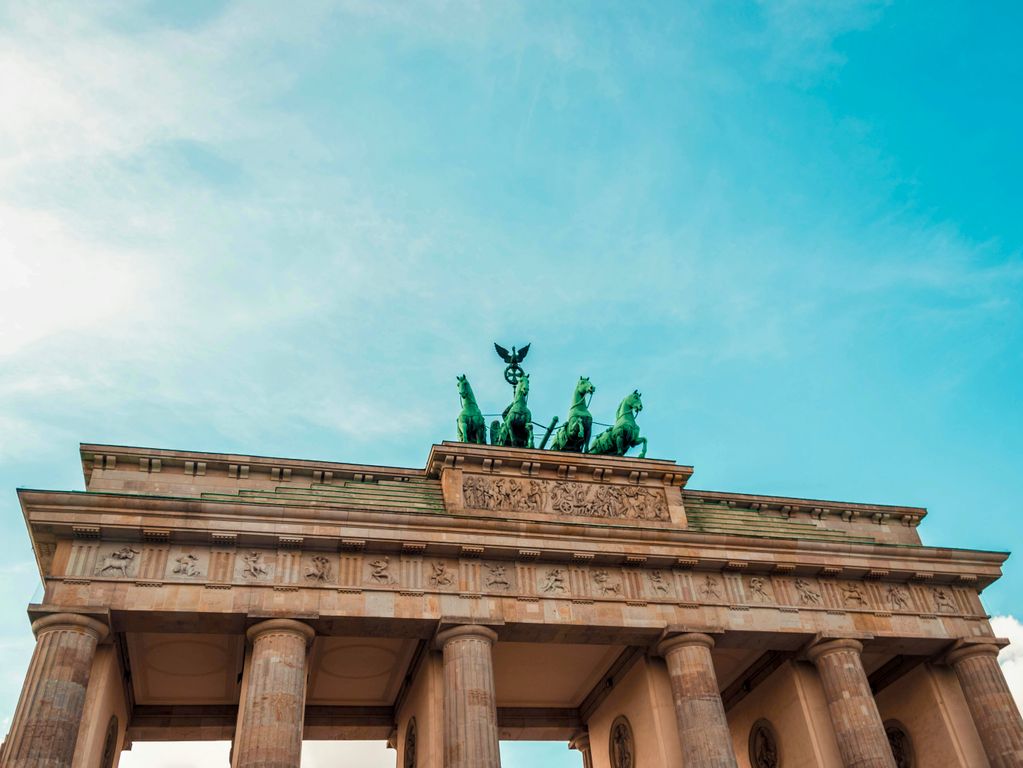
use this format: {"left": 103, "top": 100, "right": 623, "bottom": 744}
{"left": 656, "top": 633, "right": 738, "bottom": 768}
{"left": 2, "top": 612, "right": 108, "bottom": 768}
{"left": 806, "top": 638, "right": 895, "bottom": 768}
{"left": 435, "top": 624, "right": 501, "bottom": 768}
{"left": 233, "top": 619, "right": 315, "bottom": 768}
{"left": 946, "top": 641, "right": 1023, "bottom": 768}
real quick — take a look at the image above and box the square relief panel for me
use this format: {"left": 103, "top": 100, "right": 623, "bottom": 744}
{"left": 233, "top": 549, "right": 275, "bottom": 582}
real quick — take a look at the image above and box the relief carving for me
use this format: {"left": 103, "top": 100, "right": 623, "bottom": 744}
{"left": 841, "top": 583, "right": 868, "bottom": 607}
{"left": 484, "top": 564, "right": 511, "bottom": 590}
{"left": 541, "top": 568, "right": 567, "bottom": 594}
{"left": 795, "top": 578, "right": 822, "bottom": 605}
{"left": 172, "top": 553, "right": 201, "bottom": 578}
{"left": 242, "top": 551, "right": 270, "bottom": 579}
{"left": 648, "top": 570, "right": 671, "bottom": 596}
{"left": 429, "top": 561, "right": 455, "bottom": 587}
{"left": 699, "top": 575, "right": 721, "bottom": 599}
{"left": 932, "top": 587, "right": 957, "bottom": 613}
{"left": 749, "top": 576, "right": 772, "bottom": 602}
{"left": 96, "top": 547, "right": 139, "bottom": 577}
{"left": 306, "top": 556, "right": 333, "bottom": 583}
{"left": 887, "top": 585, "right": 910, "bottom": 611}
{"left": 609, "top": 716, "right": 634, "bottom": 768}
{"left": 370, "top": 557, "right": 394, "bottom": 585}
{"left": 749, "top": 720, "right": 779, "bottom": 768}
{"left": 462, "top": 474, "right": 669, "bottom": 521}
{"left": 593, "top": 570, "right": 623, "bottom": 596}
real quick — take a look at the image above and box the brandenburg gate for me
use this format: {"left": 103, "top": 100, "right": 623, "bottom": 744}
{"left": 3, "top": 439, "right": 1022, "bottom": 767}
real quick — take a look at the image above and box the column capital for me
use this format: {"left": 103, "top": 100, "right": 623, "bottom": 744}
{"left": 245, "top": 618, "right": 315, "bottom": 646}
{"left": 805, "top": 636, "right": 864, "bottom": 663}
{"left": 944, "top": 637, "right": 1008, "bottom": 667}
{"left": 434, "top": 623, "right": 498, "bottom": 650}
{"left": 655, "top": 631, "right": 715, "bottom": 657}
{"left": 31, "top": 612, "right": 109, "bottom": 642}
{"left": 568, "top": 730, "right": 591, "bottom": 752}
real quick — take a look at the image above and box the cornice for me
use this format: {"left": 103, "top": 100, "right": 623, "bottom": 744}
{"left": 18, "top": 488, "right": 1008, "bottom": 586}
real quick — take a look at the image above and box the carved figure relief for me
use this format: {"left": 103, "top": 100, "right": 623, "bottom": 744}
{"left": 306, "top": 556, "right": 332, "bottom": 583}
{"left": 403, "top": 717, "right": 417, "bottom": 768}
{"left": 795, "top": 578, "right": 822, "bottom": 605}
{"left": 887, "top": 585, "right": 910, "bottom": 611}
{"left": 242, "top": 551, "right": 269, "bottom": 579}
{"left": 462, "top": 475, "right": 669, "bottom": 522}
{"left": 541, "top": 568, "right": 567, "bottom": 594}
{"left": 749, "top": 719, "right": 779, "bottom": 768}
{"left": 932, "top": 587, "right": 957, "bottom": 613}
{"left": 841, "top": 583, "right": 868, "bottom": 607}
{"left": 370, "top": 557, "right": 393, "bottom": 585}
{"left": 648, "top": 570, "right": 671, "bottom": 595}
{"left": 172, "top": 553, "right": 201, "bottom": 578}
{"left": 96, "top": 547, "right": 139, "bottom": 577}
{"left": 699, "top": 575, "right": 721, "bottom": 599}
{"left": 593, "top": 570, "right": 623, "bottom": 596}
{"left": 429, "top": 561, "right": 454, "bottom": 587}
{"left": 485, "top": 564, "right": 510, "bottom": 590}
{"left": 884, "top": 721, "right": 913, "bottom": 768}
{"left": 749, "top": 576, "right": 772, "bottom": 602}
{"left": 609, "top": 716, "right": 634, "bottom": 768}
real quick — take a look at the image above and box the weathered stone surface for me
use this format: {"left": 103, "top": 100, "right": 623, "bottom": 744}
{"left": 436, "top": 625, "right": 501, "bottom": 768}
{"left": 806, "top": 638, "right": 896, "bottom": 768}
{"left": 946, "top": 641, "right": 1023, "bottom": 767}
{"left": 3, "top": 613, "right": 108, "bottom": 768}
{"left": 656, "top": 633, "right": 739, "bottom": 768}
{"left": 232, "top": 619, "right": 315, "bottom": 768}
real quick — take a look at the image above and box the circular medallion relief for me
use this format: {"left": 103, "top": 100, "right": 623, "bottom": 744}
{"left": 609, "top": 715, "right": 635, "bottom": 768}
{"left": 403, "top": 717, "right": 417, "bottom": 768}
{"left": 884, "top": 721, "right": 914, "bottom": 768}
{"left": 749, "top": 719, "right": 780, "bottom": 768}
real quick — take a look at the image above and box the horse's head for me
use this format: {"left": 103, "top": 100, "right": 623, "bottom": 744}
{"left": 624, "top": 389, "right": 643, "bottom": 415}
{"left": 456, "top": 374, "right": 471, "bottom": 397}
{"left": 515, "top": 373, "right": 530, "bottom": 399}
{"left": 576, "top": 376, "right": 595, "bottom": 398}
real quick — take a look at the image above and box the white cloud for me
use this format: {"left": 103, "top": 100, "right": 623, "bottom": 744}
{"left": 991, "top": 615, "right": 1023, "bottom": 709}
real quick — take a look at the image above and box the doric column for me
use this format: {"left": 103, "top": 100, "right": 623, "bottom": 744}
{"left": 569, "top": 730, "right": 593, "bottom": 768}
{"left": 806, "top": 638, "right": 895, "bottom": 768}
{"left": 656, "top": 633, "right": 738, "bottom": 768}
{"left": 945, "top": 641, "right": 1023, "bottom": 767}
{"left": 435, "top": 624, "right": 501, "bottom": 768}
{"left": 232, "top": 619, "right": 315, "bottom": 768}
{"left": 2, "top": 612, "right": 108, "bottom": 768}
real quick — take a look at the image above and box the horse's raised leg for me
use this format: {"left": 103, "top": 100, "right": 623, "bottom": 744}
{"left": 636, "top": 437, "right": 647, "bottom": 459}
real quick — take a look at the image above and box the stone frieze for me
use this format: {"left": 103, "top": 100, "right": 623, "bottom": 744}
{"left": 461, "top": 474, "right": 670, "bottom": 521}
{"left": 63, "top": 540, "right": 985, "bottom": 620}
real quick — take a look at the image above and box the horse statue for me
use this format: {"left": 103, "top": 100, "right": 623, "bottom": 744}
{"left": 455, "top": 374, "right": 486, "bottom": 444}
{"left": 588, "top": 390, "right": 647, "bottom": 458}
{"left": 491, "top": 373, "right": 534, "bottom": 448}
{"left": 550, "top": 376, "right": 595, "bottom": 453}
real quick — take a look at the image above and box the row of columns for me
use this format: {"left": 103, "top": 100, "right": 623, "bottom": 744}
{"left": 2, "top": 614, "right": 1022, "bottom": 768}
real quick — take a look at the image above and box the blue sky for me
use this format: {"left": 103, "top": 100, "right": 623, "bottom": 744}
{"left": 0, "top": 1, "right": 1021, "bottom": 764}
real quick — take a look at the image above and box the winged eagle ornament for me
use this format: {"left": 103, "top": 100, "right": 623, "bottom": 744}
{"left": 495, "top": 342, "right": 530, "bottom": 386}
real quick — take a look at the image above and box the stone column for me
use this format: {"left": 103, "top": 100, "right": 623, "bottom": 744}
{"left": 569, "top": 731, "right": 593, "bottom": 768}
{"left": 232, "top": 619, "right": 315, "bottom": 768}
{"left": 2, "top": 612, "right": 109, "bottom": 768}
{"left": 435, "top": 625, "right": 501, "bottom": 768}
{"left": 945, "top": 641, "right": 1023, "bottom": 767}
{"left": 806, "top": 638, "right": 895, "bottom": 768}
{"left": 656, "top": 633, "right": 738, "bottom": 768}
